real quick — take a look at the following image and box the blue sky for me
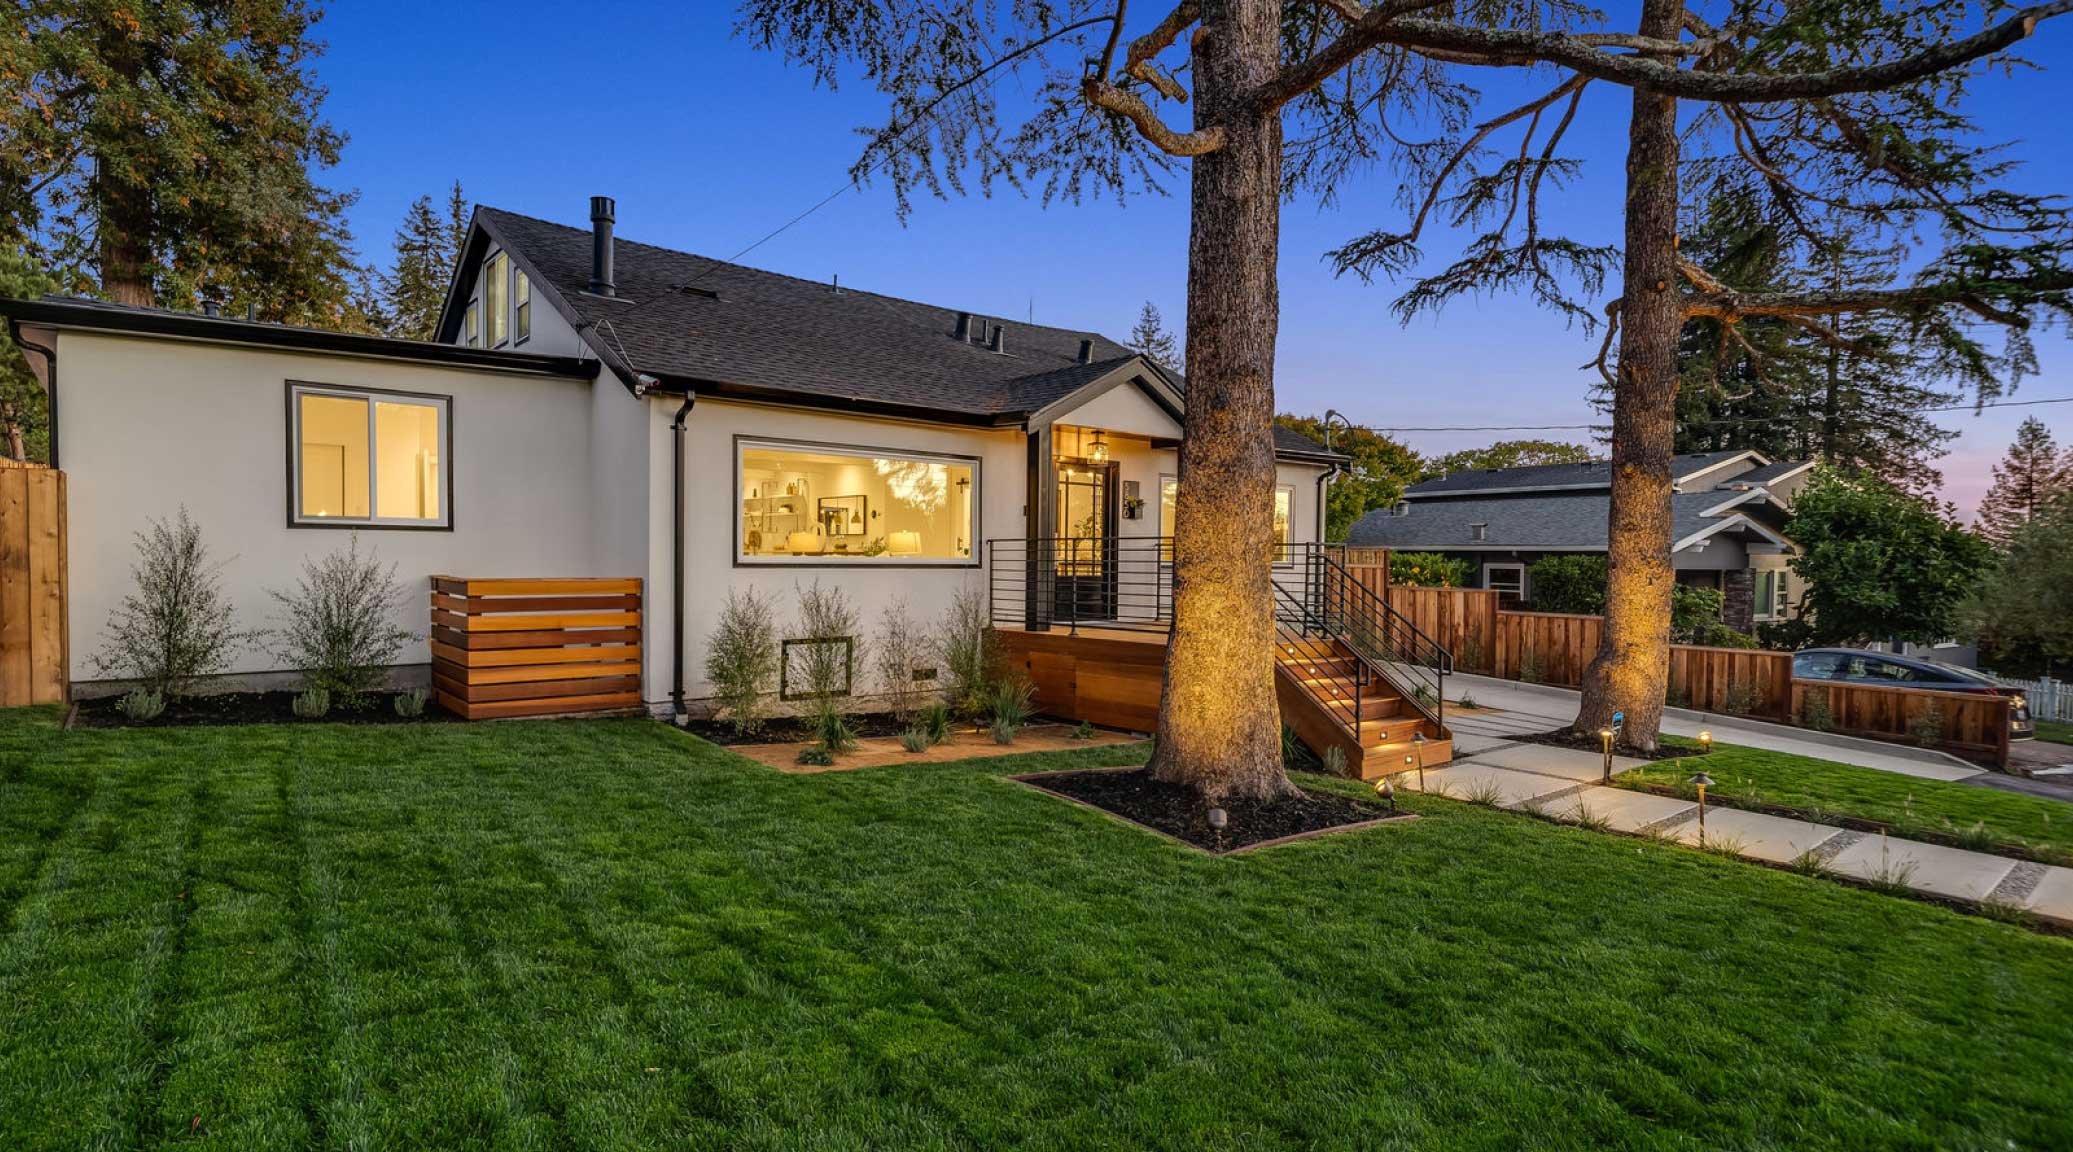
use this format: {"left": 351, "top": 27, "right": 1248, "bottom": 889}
{"left": 318, "top": 2, "right": 2073, "bottom": 516}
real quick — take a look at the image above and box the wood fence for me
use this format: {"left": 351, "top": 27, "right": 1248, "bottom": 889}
{"left": 1387, "top": 586, "right": 1499, "bottom": 673}
{"left": 430, "top": 576, "right": 643, "bottom": 719}
{"left": 1791, "top": 681, "right": 2011, "bottom": 767}
{"left": 0, "top": 462, "right": 66, "bottom": 707}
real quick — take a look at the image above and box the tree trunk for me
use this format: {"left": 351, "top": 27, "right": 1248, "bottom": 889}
{"left": 1146, "top": 0, "right": 1294, "bottom": 801}
{"left": 97, "top": 165, "right": 155, "bottom": 307}
{"left": 1575, "top": 0, "right": 1683, "bottom": 751}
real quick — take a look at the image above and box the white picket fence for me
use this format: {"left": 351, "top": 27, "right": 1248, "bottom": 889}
{"left": 1997, "top": 676, "right": 2072, "bottom": 722}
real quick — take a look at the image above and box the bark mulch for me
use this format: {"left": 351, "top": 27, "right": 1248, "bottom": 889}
{"left": 74, "top": 690, "right": 459, "bottom": 729}
{"left": 1016, "top": 766, "right": 1409, "bottom": 853}
{"left": 680, "top": 712, "right": 916, "bottom": 746}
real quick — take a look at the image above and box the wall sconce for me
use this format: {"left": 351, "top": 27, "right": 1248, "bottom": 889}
{"left": 1088, "top": 430, "right": 1109, "bottom": 464}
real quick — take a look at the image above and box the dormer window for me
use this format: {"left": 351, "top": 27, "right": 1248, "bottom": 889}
{"left": 1471, "top": 522, "right": 1488, "bottom": 542}
{"left": 462, "top": 301, "right": 480, "bottom": 348}
{"left": 514, "top": 269, "right": 531, "bottom": 344}
{"left": 483, "top": 251, "right": 510, "bottom": 347}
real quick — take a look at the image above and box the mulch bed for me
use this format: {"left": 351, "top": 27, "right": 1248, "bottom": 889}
{"left": 1512, "top": 727, "right": 1705, "bottom": 762}
{"left": 680, "top": 712, "right": 918, "bottom": 746}
{"left": 1017, "top": 767, "right": 1408, "bottom": 853}
{"left": 74, "top": 690, "right": 460, "bottom": 729}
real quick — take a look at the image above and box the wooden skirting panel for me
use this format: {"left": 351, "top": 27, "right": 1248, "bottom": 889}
{"left": 995, "top": 628, "right": 1165, "bottom": 733}
{"left": 429, "top": 576, "right": 644, "bottom": 720}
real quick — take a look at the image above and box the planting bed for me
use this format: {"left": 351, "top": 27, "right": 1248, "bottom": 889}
{"left": 72, "top": 689, "right": 456, "bottom": 728}
{"left": 1018, "top": 766, "right": 1407, "bottom": 852}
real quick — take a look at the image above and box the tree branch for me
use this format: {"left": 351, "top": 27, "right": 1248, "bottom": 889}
{"left": 1263, "top": 0, "right": 2073, "bottom": 109}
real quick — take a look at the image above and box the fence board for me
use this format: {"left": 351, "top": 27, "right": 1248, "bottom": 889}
{"left": 1385, "top": 586, "right": 1499, "bottom": 673}
{"left": 0, "top": 463, "right": 66, "bottom": 707}
{"left": 430, "top": 576, "right": 645, "bottom": 719}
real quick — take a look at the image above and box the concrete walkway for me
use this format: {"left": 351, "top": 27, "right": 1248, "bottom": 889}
{"left": 1406, "top": 737, "right": 2073, "bottom": 928}
{"left": 1445, "top": 672, "right": 1985, "bottom": 782}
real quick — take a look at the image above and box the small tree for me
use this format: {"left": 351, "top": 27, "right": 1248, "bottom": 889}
{"left": 93, "top": 508, "right": 253, "bottom": 697}
{"left": 872, "top": 597, "right": 935, "bottom": 721}
{"left": 1277, "top": 413, "right": 1423, "bottom": 540}
{"left": 1526, "top": 556, "right": 1608, "bottom": 615}
{"left": 1424, "top": 441, "right": 1595, "bottom": 477}
{"left": 268, "top": 536, "right": 418, "bottom": 706}
{"left": 705, "top": 587, "right": 780, "bottom": 735}
{"left": 792, "top": 580, "right": 864, "bottom": 711}
{"left": 1788, "top": 468, "right": 1992, "bottom": 647}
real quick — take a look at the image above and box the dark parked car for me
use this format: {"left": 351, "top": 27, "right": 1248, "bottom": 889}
{"left": 1793, "top": 648, "right": 2034, "bottom": 739}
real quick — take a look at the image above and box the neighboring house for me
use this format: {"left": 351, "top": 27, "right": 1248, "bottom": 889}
{"left": 1345, "top": 451, "right": 1812, "bottom": 632}
{"left": 3, "top": 196, "right": 1343, "bottom": 713}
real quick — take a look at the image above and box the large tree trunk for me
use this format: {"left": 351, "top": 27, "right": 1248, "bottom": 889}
{"left": 1575, "top": 0, "right": 1683, "bottom": 751}
{"left": 1146, "top": 0, "right": 1294, "bottom": 801}
{"left": 96, "top": 166, "right": 155, "bottom": 307}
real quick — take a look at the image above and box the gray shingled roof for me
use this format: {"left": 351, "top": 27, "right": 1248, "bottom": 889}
{"left": 460, "top": 207, "right": 1341, "bottom": 460}
{"left": 1346, "top": 490, "right": 1781, "bottom": 551}
{"left": 1405, "top": 451, "right": 1753, "bottom": 498}
{"left": 1728, "top": 459, "right": 1812, "bottom": 485}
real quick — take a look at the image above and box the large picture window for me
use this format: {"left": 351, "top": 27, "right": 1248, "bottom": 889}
{"left": 737, "top": 438, "right": 976, "bottom": 564}
{"left": 290, "top": 383, "right": 451, "bottom": 528}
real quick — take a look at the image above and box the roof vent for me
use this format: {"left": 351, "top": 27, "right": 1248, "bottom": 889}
{"left": 588, "top": 196, "right": 616, "bottom": 297}
{"left": 1077, "top": 338, "right": 1094, "bottom": 364}
{"left": 1471, "top": 522, "right": 1488, "bottom": 541}
{"left": 201, "top": 301, "right": 219, "bottom": 318}
{"left": 955, "top": 312, "right": 974, "bottom": 342}
{"left": 1394, "top": 501, "right": 1410, "bottom": 517}
{"left": 989, "top": 323, "right": 1006, "bottom": 354}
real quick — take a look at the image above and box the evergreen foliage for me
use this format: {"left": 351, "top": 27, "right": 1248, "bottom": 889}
{"left": 380, "top": 183, "right": 470, "bottom": 341}
{"left": 1127, "top": 301, "right": 1181, "bottom": 371}
{"left": 1788, "top": 467, "right": 1992, "bottom": 647}
{"left": 1976, "top": 417, "right": 2070, "bottom": 548}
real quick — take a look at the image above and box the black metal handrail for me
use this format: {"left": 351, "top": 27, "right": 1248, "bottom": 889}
{"left": 985, "top": 536, "right": 1450, "bottom": 732}
{"left": 1270, "top": 579, "right": 1374, "bottom": 736}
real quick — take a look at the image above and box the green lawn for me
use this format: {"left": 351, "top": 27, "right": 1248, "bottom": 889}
{"left": 1617, "top": 739, "right": 2073, "bottom": 866}
{"left": 2038, "top": 719, "right": 2073, "bottom": 746}
{"left": 3, "top": 709, "right": 2072, "bottom": 1150}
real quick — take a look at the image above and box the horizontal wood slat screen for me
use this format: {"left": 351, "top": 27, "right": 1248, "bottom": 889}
{"left": 0, "top": 463, "right": 67, "bottom": 707}
{"left": 430, "top": 576, "right": 644, "bottom": 719}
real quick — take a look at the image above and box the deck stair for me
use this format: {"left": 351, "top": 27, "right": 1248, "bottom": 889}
{"left": 1271, "top": 567, "right": 1453, "bottom": 780}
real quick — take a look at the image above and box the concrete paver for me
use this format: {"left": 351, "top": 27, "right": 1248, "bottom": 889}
{"left": 1671, "top": 806, "right": 1841, "bottom": 864}
{"left": 1409, "top": 762, "right": 1581, "bottom": 809}
{"left": 1826, "top": 835, "right": 2017, "bottom": 902}
{"left": 1557, "top": 787, "right": 1694, "bottom": 833}
{"left": 1468, "top": 742, "right": 1648, "bottom": 783}
{"left": 2019, "top": 865, "right": 2073, "bottom": 926}
{"left": 1450, "top": 731, "right": 1521, "bottom": 755}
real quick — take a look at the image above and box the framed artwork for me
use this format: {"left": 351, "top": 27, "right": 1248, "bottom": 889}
{"left": 818, "top": 495, "right": 868, "bottom": 537}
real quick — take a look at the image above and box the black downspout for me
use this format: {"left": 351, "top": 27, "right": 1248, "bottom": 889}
{"left": 669, "top": 391, "right": 697, "bottom": 721}
{"left": 1314, "top": 460, "right": 1340, "bottom": 543}
{"left": 12, "top": 322, "right": 57, "bottom": 467}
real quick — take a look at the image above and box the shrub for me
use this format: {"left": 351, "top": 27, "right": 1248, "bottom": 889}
{"left": 1757, "top": 617, "right": 1813, "bottom": 652}
{"left": 1669, "top": 585, "right": 1726, "bottom": 643}
{"left": 899, "top": 727, "right": 930, "bottom": 753}
{"left": 1909, "top": 705, "right": 1946, "bottom": 748}
{"left": 795, "top": 744, "right": 835, "bottom": 767}
{"left": 1457, "top": 634, "right": 1487, "bottom": 674}
{"left": 291, "top": 686, "right": 331, "bottom": 719}
{"left": 1691, "top": 621, "right": 1760, "bottom": 649}
{"left": 792, "top": 581, "right": 865, "bottom": 714}
{"left": 704, "top": 587, "right": 779, "bottom": 736}
{"left": 809, "top": 700, "right": 858, "bottom": 755}
{"left": 1389, "top": 551, "right": 1470, "bottom": 588}
{"left": 1723, "top": 680, "right": 1762, "bottom": 717}
{"left": 917, "top": 700, "right": 953, "bottom": 745}
{"left": 1526, "top": 555, "right": 1607, "bottom": 615}
{"left": 1456, "top": 693, "right": 1478, "bottom": 710}
{"left": 393, "top": 687, "right": 429, "bottom": 718}
{"left": 1321, "top": 745, "right": 1348, "bottom": 776}
{"left": 937, "top": 583, "right": 995, "bottom": 719}
{"left": 115, "top": 688, "right": 165, "bottom": 723}
{"left": 269, "top": 536, "right": 417, "bottom": 706}
{"left": 1071, "top": 720, "right": 1095, "bottom": 740}
{"left": 872, "top": 597, "right": 935, "bottom": 720}
{"left": 93, "top": 508, "right": 254, "bottom": 697}
{"left": 991, "top": 717, "right": 1017, "bottom": 745}
{"left": 988, "top": 678, "right": 1035, "bottom": 731}
{"left": 1798, "top": 687, "right": 1835, "bottom": 732}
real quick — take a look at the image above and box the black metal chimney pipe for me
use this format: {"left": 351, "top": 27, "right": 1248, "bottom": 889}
{"left": 589, "top": 196, "right": 617, "bottom": 297}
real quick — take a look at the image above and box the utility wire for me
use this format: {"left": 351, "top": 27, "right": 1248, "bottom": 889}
{"left": 1348, "top": 394, "right": 2073, "bottom": 434}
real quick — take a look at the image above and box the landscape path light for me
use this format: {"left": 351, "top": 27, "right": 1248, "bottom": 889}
{"left": 1698, "top": 728, "right": 1713, "bottom": 755}
{"left": 1688, "top": 772, "right": 1716, "bottom": 846}
{"left": 1599, "top": 728, "right": 1615, "bottom": 784}
{"left": 1412, "top": 732, "right": 1427, "bottom": 792}
{"left": 1374, "top": 775, "right": 1397, "bottom": 814}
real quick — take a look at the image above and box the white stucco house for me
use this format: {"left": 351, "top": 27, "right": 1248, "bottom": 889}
{"left": 4, "top": 196, "right": 1344, "bottom": 716}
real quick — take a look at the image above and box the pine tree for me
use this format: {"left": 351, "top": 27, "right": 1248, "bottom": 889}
{"left": 1127, "top": 301, "right": 1180, "bottom": 372}
{"left": 0, "top": 0, "right": 363, "bottom": 325}
{"left": 1977, "top": 417, "right": 2071, "bottom": 547}
{"left": 380, "top": 185, "right": 467, "bottom": 341}
{"left": 0, "top": 247, "right": 56, "bottom": 461}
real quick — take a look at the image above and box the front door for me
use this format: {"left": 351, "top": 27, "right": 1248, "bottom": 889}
{"left": 1054, "top": 459, "right": 1119, "bottom": 623}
